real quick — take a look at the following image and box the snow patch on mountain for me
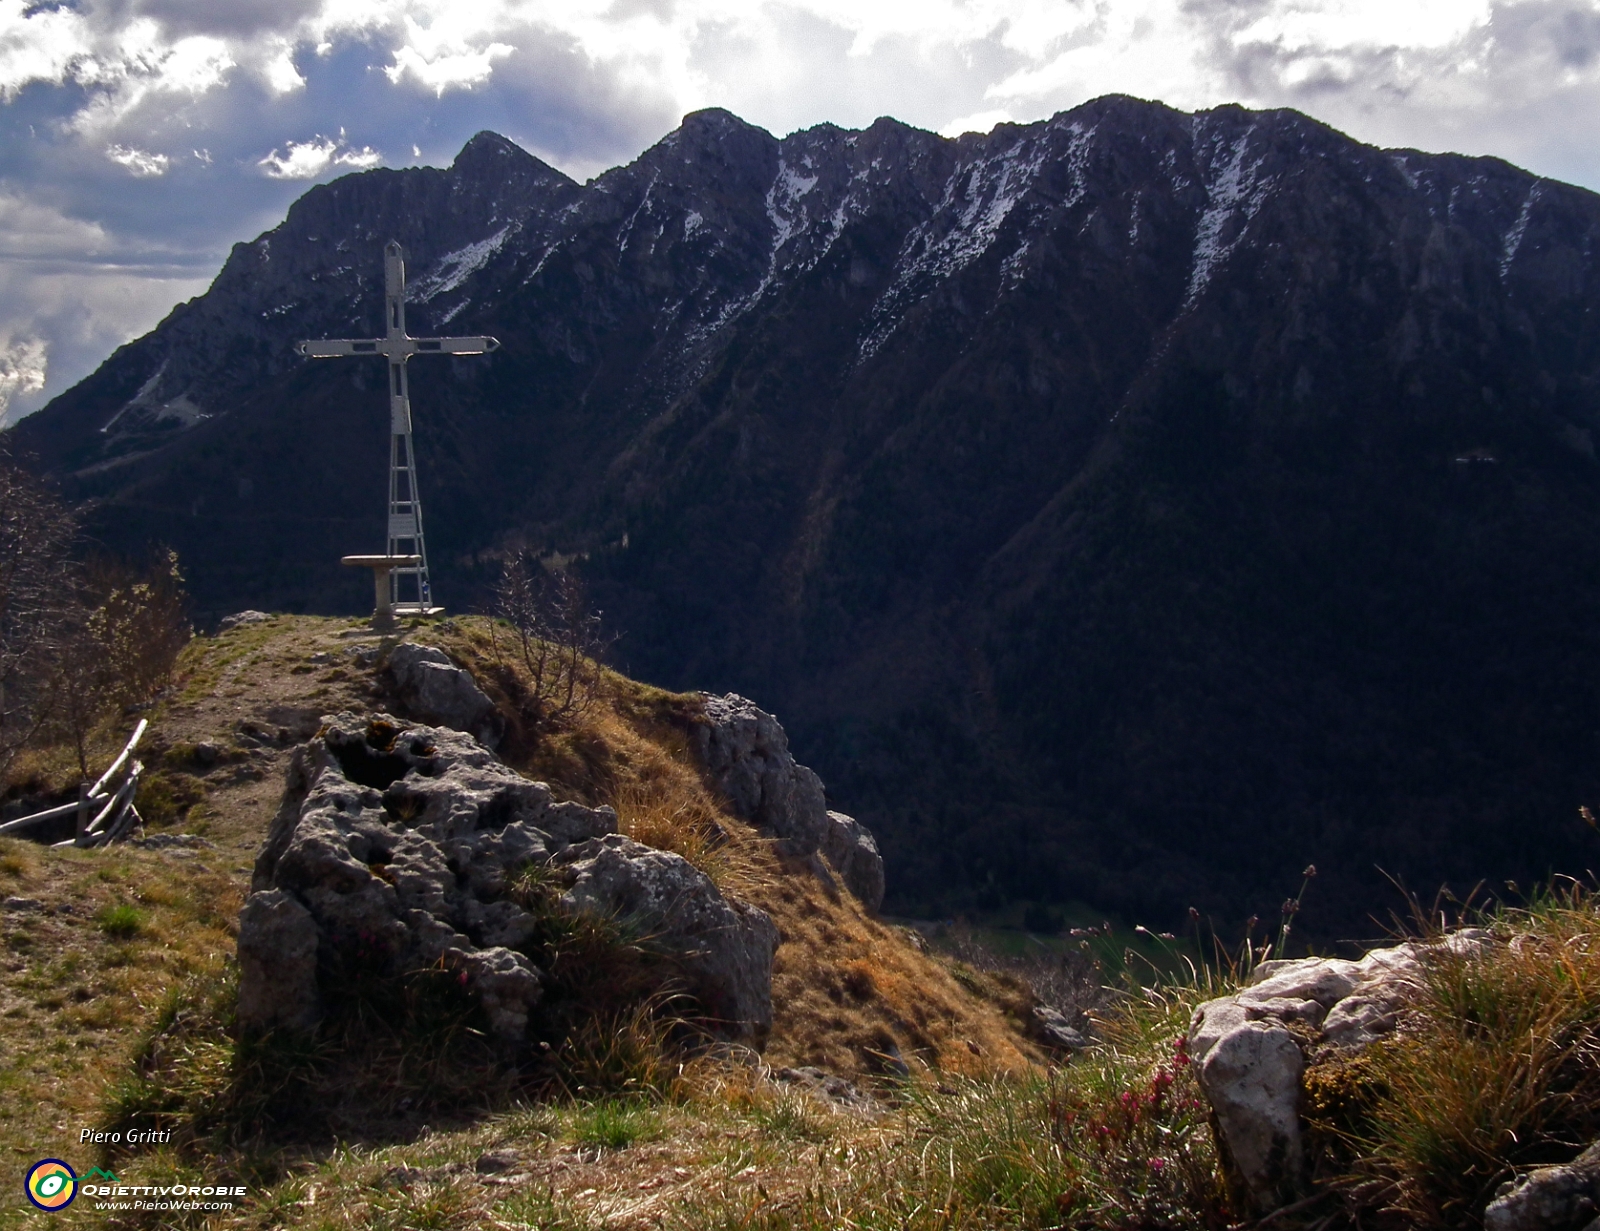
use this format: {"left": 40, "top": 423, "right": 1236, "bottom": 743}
{"left": 1500, "top": 182, "right": 1541, "bottom": 280}
{"left": 617, "top": 171, "right": 661, "bottom": 254}
{"left": 767, "top": 159, "right": 819, "bottom": 256}
{"left": 1184, "top": 126, "right": 1274, "bottom": 309}
{"left": 410, "top": 226, "right": 514, "bottom": 303}
{"left": 98, "top": 359, "right": 209, "bottom": 436}
{"left": 677, "top": 156, "right": 824, "bottom": 350}
{"left": 857, "top": 125, "right": 1085, "bottom": 361}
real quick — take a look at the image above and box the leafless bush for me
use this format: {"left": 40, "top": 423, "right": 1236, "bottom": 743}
{"left": 90, "top": 550, "right": 190, "bottom": 709}
{"left": 490, "top": 551, "right": 615, "bottom": 729}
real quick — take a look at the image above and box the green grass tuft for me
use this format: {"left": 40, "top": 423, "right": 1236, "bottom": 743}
{"left": 96, "top": 903, "right": 144, "bottom": 938}
{"left": 566, "top": 1097, "right": 661, "bottom": 1150}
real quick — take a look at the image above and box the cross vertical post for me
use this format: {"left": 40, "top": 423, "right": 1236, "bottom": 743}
{"left": 297, "top": 240, "right": 499, "bottom": 616}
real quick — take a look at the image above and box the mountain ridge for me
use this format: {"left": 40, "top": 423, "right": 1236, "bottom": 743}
{"left": 12, "top": 95, "right": 1600, "bottom": 934}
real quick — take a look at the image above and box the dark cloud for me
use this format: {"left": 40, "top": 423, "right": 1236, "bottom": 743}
{"left": 95, "top": 0, "right": 325, "bottom": 38}
{"left": 1487, "top": 0, "right": 1600, "bottom": 70}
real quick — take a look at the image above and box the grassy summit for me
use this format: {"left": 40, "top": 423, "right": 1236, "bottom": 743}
{"left": 4, "top": 615, "right": 1600, "bottom": 1229}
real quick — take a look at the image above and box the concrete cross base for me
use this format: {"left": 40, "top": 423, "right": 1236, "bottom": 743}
{"left": 342, "top": 554, "right": 423, "bottom": 631}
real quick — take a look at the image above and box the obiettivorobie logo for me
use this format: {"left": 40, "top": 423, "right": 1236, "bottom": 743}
{"left": 27, "top": 1161, "right": 78, "bottom": 1211}
{"left": 23, "top": 1162, "right": 120, "bottom": 1212}
{"left": 24, "top": 1153, "right": 245, "bottom": 1213}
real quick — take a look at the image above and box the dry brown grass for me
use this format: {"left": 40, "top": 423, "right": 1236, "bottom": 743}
{"left": 0, "top": 614, "right": 1059, "bottom": 1231}
{"left": 0, "top": 836, "right": 241, "bottom": 1218}
{"left": 1310, "top": 887, "right": 1600, "bottom": 1227}
{"left": 757, "top": 862, "right": 1042, "bottom": 1079}
{"left": 426, "top": 617, "right": 1042, "bottom": 1083}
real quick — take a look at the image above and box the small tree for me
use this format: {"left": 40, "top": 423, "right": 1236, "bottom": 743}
{"left": 89, "top": 550, "right": 190, "bottom": 711}
{"left": 491, "top": 551, "right": 613, "bottom": 729}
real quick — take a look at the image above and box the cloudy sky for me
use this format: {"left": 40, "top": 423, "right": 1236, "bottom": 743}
{"left": 0, "top": 0, "right": 1596, "bottom": 423}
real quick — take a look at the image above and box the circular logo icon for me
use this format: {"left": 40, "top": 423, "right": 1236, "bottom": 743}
{"left": 25, "top": 1160, "right": 77, "bottom": 1211}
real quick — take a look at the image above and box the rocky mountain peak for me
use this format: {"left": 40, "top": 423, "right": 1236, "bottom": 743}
{"left": 451, "top": 129, "right": 575, "bottom": 201}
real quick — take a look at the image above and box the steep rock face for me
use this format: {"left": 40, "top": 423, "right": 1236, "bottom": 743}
{"left": 820, "top": 810, "right": 885, "bottom": 914}
{"left": 693, "top": 692, "right": 831, "bottom": 855}
{"left": 16, "top": 98, "right": 1600, "bottom": 931}
{"left": 693, "top": 692, "right": 886, "bottom": 911}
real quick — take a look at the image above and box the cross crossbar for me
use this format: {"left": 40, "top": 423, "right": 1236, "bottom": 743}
{"left": 296, "top": 336, "right": 498, "bottom": 359}
{"left": 297, "top": 240, "right": 500, "bottom": 616}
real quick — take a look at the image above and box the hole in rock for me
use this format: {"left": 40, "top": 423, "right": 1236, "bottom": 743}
{"left": 329, "top": 739, "right": 410, "bottom": 791}
{"left": 479, "top": 793, "right": 518, "bottom": 831}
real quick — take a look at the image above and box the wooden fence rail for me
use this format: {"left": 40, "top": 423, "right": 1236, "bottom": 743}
{"left": 0, "top": 719, "right": 148, "bottom": 847}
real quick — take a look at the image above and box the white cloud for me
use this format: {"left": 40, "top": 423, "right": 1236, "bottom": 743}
{"left": 63, "top": 29, "right": 238, "bottom": 141}
{"left": 0, "top": 262, "right": 211, "bottom": 425}
{"left": 257, "top": 134, "right": 382, "bottom": 179}
{"left": 264, "top": 49, "right": 306, "bottom": 94}
{"left": 1229, "top": 0, "right": 1492, "bottom": 53}
{"left": 384, "top": 13, "right": 514, "bottom": 95}
{"left": 0, "top": 193, "right": 111, "bottom": 261}
{"left": 0, "top": 194, "right": 211, "bottom": 423}
{"left": 106, "top": 145, "right": 170, "bottom": 177}
{"left": 0, "top": 335, "right": 46, "bottom": 422}
{"left": 7, "top": 0, "right": 1600, "bottom": 182}
{"left": 0, "top": 0, "right": 93, "bottom": 100}
{"left": 940, "top": 108, "right": 1014, "bottom": 137}
{"left": 385, "top": 39, "right": 514, "bottom": 94}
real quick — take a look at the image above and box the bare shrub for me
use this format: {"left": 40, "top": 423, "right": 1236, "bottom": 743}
{"left": 88, "top": 550, "right": 190, "bottom": 710}
{"left": 489, "top": 551, "right": 614, "bottom": 730}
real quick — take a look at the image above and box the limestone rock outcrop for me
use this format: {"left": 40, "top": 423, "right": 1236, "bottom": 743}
{"left": 1188, "top": 930, "right": 1490, "bottom": 1214}
{"left": 556, "top": 833, "right": 780, "bottom": 1039}
{"left": 693, "top": 693, "right": 830, "bottom": 854}
{"left": 1032, "top": 1005, "right": 1091, "bottom": 1051}
{"left": 217, "top": 611, "right": 271, "bottom": 632}
{"left": 820, "top": 810, "right": 885, "bottom": 914}
{"left": 235, "top": 888, "right": 320, "bottom": 1032}
{"left": 386, "top": 643, "right": 503, "bottom": 749}
{"left": 238, "top": 711, "right": 778, "bottom": 1043}
{"left": 1485, "top": 1142, "right": 1600, "bottom": 1231}
{"left": 694, "top": 693, "right": 885, "bottom": 912}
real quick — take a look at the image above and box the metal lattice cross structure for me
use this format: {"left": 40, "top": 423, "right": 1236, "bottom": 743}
{"left": 297, "top": 240, "right": 499, "bottom": 615}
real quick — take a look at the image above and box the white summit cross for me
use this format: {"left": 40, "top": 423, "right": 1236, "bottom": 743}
{"left": 297, "top": 239, "right": 499, "bottom": 617}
